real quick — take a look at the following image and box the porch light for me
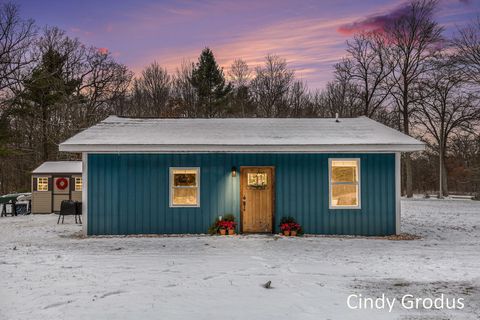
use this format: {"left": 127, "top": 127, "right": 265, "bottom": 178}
{"left": 231, "top": 166, "right": 237, "bottom": 177}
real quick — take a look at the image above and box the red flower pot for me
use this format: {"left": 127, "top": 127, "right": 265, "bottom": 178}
{"left": 219, "top": 229, "right": 226, "bottom": 235}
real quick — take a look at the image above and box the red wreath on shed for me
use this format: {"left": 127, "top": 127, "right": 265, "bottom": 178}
{"left": 56, "top": 177, "right": 69, "bottom": 190}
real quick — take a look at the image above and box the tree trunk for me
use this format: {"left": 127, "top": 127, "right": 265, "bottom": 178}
{"left": 442, "top": 162, "right": 449, "bottom": 197}
{"left": 442, "top": 152, "right": 449, "bottom": 197}
{"left": 402, "top": 101, "right": 413, "bottom": 197}
{"left": 438, "top": 145, "right": 444, "bottom": 199}
{"left": 401, "top": 154, "right": 406, "bottom": 196}
{"left": 438, "top": 140, "right": 449, "bottom": 198}
{"left": 405, "top": 154, "right": 413, "bottom": 198}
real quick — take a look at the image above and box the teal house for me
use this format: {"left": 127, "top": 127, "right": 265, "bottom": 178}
{"left": 60, "top": 116, "right": 424, "bottom": 236}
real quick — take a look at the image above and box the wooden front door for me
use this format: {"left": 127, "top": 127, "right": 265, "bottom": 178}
{"left": 240, "top": 167, "right": 275, "bottom": 233}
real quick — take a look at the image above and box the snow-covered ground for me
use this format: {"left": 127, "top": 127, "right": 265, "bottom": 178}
{"left": 0, "top": 198, "right": 479, "bottom": 320}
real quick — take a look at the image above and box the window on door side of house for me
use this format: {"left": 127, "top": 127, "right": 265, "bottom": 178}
{"left": 169, "top": 168, "right": 200, "bottom": 207}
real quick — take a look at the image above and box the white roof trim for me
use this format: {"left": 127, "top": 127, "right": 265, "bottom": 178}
{"left": 60, "top": 143, "right": 424, "bottom": 153}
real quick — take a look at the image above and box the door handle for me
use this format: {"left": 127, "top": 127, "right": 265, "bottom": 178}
{"left": 242, "top": 196, "right": 246, "bottom": 212}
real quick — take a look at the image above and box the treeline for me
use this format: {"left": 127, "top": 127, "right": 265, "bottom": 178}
{"left": 0, "top": 0, "right": 479, "bottom": 197}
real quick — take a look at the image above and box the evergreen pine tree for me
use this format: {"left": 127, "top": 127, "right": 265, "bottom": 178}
{"left": 190, "top": 48, "right": 232, "bottom": 117}
{"left": 21, "top": 48, "right": 79, "bottom": 160}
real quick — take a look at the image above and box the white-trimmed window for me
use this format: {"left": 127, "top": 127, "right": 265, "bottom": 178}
{"left": 329, "top": 159, "right": 360, "bottom": 209}
{"left": 75, "top": 177, "right": 82, "bottom": 191}
{"left": 37, "top": 177, "right": 49, "bottom": 191}
{"left": 169, "top": 168, "right": 200, "bottom": 207}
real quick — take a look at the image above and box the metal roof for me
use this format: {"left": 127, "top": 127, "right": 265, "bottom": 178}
{"left": 59, "top": 116, "right": 425, "bottom": 153}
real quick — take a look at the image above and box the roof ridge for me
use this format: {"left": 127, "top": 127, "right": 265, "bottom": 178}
{"left": 106, "top": 115, "right": 364, "bottom": 121}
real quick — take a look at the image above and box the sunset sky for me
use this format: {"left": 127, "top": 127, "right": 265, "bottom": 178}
{"left": 19, "top": 0, "right": 479, "bottom": 89}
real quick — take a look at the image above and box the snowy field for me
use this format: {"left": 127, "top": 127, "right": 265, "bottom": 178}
{"left": 1, "top": 198, "right": 479, "bottom": 320}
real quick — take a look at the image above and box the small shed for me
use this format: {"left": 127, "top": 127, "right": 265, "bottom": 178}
{"left": 31, "top": 161, "right": 82, "bottom": 214}
{"left": 60, "top": 116, "right": 424, "bottom": 236}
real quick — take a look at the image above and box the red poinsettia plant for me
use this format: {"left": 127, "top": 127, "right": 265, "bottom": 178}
{"left": 280, "top": 222, "right": 301, "bottom": 231}
{"left": 208, "top": 214, "right": 237, "bottom": 235}
{"left": 290, "top": 223, "right": 301, "bottom": 231}
{"left": 280, "top": 223, "right": 291, "bottom": 231}
{"left": 217, "top": 220, "right": 237, "bottom": 230}
{"left": 279, "top": 216, "right": 303, "bottom": 235}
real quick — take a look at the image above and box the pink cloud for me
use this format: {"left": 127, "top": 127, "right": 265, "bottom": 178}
{"left": 338, "top": 0, "right": 472, "bottom": 36}
{"left": 98, "top": 47, "right": 109, "bottom": 55}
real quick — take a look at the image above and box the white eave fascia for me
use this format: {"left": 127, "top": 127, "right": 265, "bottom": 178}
{"left": 59, "top": 143, "right": 425, "bottom": 153}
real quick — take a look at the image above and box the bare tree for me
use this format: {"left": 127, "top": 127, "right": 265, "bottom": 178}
{"left": 288, "top": 80, "right": 310, "bottom": 117}
{"left": 321, "top": 82, "right": 361, "bottom": 118}
{"left": 250, "top": 55, "right": 294, "bottom": 117}
{"left": 132, "top": 61, "right": 170, "bottom": 117}
{"left": 171, "top": 60, "right": 198, "bottom": 117}
{"left": 228, "top": 59, "right": 252, "bottom": 117}
{"left": 305, "top": 89, "right": 327, "bottom": 117}
{"left": 386, "top": 0, "right": 443, "bottom": 197}
{"left": 416, "top": 57, "right": 480, "bottom": 197}
{"left": 228, "top": 58, "right": 250, "bottom": 88}
{"left": 0, "top": 2, "right": 35, "bottom": 93}
{"left": 452, "top": 16, "right": 480, "bottom": 86}
{"left": 449, "top": 133, "right": 480, "bottom": 195}
{"left": 344, "top": 31, "right": 393, "bottom": 118}
{"left": 77, "top": 47, "right": 132, "bottom": 124}
{"left": 320, "top": 60, "right": 361, "bottom": 117}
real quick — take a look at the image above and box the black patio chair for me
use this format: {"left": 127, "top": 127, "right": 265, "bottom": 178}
{"left": 75, "top": 201, "right": 82, "bottom": 224}
{"left": 58, "top": 200, "right": 82, "bottom": 224}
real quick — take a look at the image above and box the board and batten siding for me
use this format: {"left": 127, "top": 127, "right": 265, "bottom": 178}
{"left": 87, "top": 153, "right": 396, "bottom": 236}
{"left": 31, "top": 191, "right": 52, "bottom": 213}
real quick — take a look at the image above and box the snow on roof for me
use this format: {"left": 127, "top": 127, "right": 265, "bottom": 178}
{"left": 59, "top": 116, "right": 425, "bottom": 153}
{"left": 32, "top": 161, "right": 82, "bottom": 174}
